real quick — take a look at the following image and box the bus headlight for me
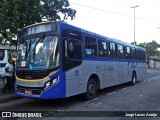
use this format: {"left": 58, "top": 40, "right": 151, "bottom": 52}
{"left": 45, "top": 81, "right": 51, "bottom": 89}
{"left": 52, "top": 76, "right": 59, "bottom": 85}
{"left": 44, "top": 76, "right": 59, "bottom": 89}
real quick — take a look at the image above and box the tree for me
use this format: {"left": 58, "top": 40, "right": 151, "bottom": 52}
{"left": 0, "top": 0, "right": 76, "bottom": 44}
{"left": 131, "top": 41, "right": 137, "bottom": 45}
{"left": 137, "top": 40, "right": 160, "bottom": 58}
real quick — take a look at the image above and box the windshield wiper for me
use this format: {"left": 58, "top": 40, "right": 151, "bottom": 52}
{"left": 33, "top": 35, "right": 46, "bottom": 59}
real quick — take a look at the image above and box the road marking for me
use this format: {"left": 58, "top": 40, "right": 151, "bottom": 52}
{"left": 139, "top": 81, "right": 146, "bottom": 84}
{"left": 87, "top": 98, "right": 99, "bottom": 103}
{"left": 138, "top": 76, "right": 160, "bottom": 84}
{"left": 94, "top": 103, "right": 102, "bottom": 107}
{"left": 107, "top": 92, "right": 116, "bottom": 95}
{"left": 121, "top": 87, "right": 127, "bottom": 91}
{"left": 104, "top": 76, "right": 160, "bottom": 97}
{"left": 147, "top": 76, "right": 160, "bottom": 82}
{"left": 152, "top": 76, "right": 160, "bottom": 80}
{"left": 56, "top": 109, "right": 65, "bottom": 111}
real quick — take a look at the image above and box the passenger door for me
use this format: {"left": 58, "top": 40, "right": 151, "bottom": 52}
{"left": 108, "top": 42, "right": 119, "bottom": 86}
{"left": 62, "top": 29, "right": 83, "bottom": 97}
{"left": 98, "top": 40, "right": 112, "bottom": 88}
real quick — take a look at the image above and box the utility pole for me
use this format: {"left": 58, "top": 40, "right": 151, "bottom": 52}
{"left": 131, "top": 5, "right": 139, "bottom": 45}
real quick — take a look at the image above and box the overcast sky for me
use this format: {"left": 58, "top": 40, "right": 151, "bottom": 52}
{"left": 67, "top": 0, "right": 160, "bottom": 44}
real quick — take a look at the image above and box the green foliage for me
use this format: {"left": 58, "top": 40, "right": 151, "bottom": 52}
{"left": 131, "top": 41, "right": 137, "bottom": 45}
{"left": 0, "top": 0, "right": 76, "bottom": 44}
{"left": 137, "top": 40, "right": 160, "bottom": 57}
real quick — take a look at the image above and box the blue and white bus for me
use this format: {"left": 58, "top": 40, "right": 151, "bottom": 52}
{"left": 16, "top": 21, "right": 147, "bottom": 100}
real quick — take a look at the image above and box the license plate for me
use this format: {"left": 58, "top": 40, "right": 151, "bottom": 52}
{"left": 25, "top": 90, "right": 32, "bottom": 94}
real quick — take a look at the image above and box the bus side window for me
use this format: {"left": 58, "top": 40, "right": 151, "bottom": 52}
{"left": 137, "top": 50, "right": 142, "bottom": 60}
{"left": 67, "top": 39, "right": 82, "bottom": 60}
{"left": 85, "top": 36, "right": 97, "bottom": 57}
{"left": 131, "top": 48, "right": 136, "bottom": 60}
{"left": 118, "top": 44, "right": 124, "bottom": 59}
{"left": 109, "top": 42, "right": 112, "bottom": 58}
{"left": 68, "top": 40, "right": 75, "bottom": 59}
{"left": 63, "top": 38, "right": 79, "bottom": 60}
{"left": 141, "top": 51, "right": 146, "bottom": 60}
{"left": 98, "top": 40, "right": 108, "bottom": 57}
{"left": 64, "top": 39, "right": 68, "bottom": 58}
{"left": 125, "top": 46, "right": 131, "bottom": 59}
{"left": 62, "top": 38, "right": 68, "bottom": 70}
{"left": 109, "top": 42, "right": 117, "bottom": 58}
{"left": 62, "top": 37, "right": 82, "bottom": 71}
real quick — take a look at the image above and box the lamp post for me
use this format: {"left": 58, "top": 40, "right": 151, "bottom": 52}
{"left": 131, "top": 5, "right": 139, "bottom": 45}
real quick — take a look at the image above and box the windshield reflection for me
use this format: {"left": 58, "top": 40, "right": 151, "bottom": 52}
{"left": 17, "top": 36, "right": 59, "bottom": 70}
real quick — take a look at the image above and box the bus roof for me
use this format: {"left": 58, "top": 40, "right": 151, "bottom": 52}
{"left": 59, "top": 22, "right": 145, "bottom": 51}
{"left": 22, "top": 21, "right": 145, "bottom": 51}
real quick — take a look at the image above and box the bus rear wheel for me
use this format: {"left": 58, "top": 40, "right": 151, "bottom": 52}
{"left": 83, "top": 78, "right": 97, "bottom": 100}
{"left": 131, "top": 72, "right": 137, "bottom": 85}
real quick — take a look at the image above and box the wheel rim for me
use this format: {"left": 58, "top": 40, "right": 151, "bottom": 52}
{"left": 88, "top": 83, "right": 95, "bottom": 95}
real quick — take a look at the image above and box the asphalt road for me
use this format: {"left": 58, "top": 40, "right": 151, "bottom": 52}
{"left": 1, "top": 69, "right": 160, "bottom": 120}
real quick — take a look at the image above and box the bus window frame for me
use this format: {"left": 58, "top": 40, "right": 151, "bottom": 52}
{"left": 125, "top": 46, "right": 131, "bottom": 59}
{"left": 84, "top": 35, "right": 98, "bottom": 57}
{"left": 62, "top": 29, "right": 83, "bottom": 72}
{"left": 131, "top": 48, "right": 137, "bottom": 60}
{"left": 117, "top": 44, "right": 125, "bottom": 59}
{"left": 98, "top": 39, "right": 109, "bottom": 58}
{"left": 108, "top": 42, "right": 118, "bottom": 58}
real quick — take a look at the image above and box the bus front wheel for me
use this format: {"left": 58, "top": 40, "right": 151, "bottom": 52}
{"left": 83, "top": 78, "right": 97, "bottom": 100}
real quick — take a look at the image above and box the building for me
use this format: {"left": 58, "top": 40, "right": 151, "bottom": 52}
{"left": 148, "top": 56, "right": 160, "bottom": 69}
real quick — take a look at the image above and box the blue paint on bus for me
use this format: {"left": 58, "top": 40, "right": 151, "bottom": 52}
{"left": 15, "top": 21, "right": 146, "bottom": 100}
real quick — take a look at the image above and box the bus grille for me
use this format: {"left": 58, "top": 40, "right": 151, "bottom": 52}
{"left": 17, "top": 85, "right": 43, "bottom": 95}
{"left": 16, "top": 70, "right": 49, "bottom": 80}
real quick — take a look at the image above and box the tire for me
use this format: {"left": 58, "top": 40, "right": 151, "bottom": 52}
{"left": 83, "top": 78, "right": 97, "bottom": 100}
{"left": 131, "top": 72, "right": 137, "bottom": 85}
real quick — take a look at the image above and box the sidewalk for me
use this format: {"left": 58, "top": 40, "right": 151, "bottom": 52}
{"left": 0, "top": 77, "right": 22, "bottom": 103}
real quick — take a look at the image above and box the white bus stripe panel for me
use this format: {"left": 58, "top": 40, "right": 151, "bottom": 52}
{"left": 65, "top": 59, "right": 146, "bottom": 97}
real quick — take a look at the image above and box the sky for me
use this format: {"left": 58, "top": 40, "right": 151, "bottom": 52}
{"left": 67, "top": 0, "right": 160, "bottom": 44}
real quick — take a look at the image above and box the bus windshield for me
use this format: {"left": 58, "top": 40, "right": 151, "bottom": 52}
{"left": 17, "top": 36, "right": 59, "bottom": 70}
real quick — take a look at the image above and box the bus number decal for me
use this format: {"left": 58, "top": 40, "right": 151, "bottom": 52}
{"left": 128, "top": 62, "right": 137, "bottom": 76}
{"left": 75, "top": 70, "right": 79, "bottom": 76}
